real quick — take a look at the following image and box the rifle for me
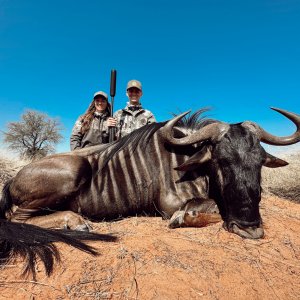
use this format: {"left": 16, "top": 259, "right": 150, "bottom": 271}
{"left": 109, "top": 69, "right": 117, "bottom": 142}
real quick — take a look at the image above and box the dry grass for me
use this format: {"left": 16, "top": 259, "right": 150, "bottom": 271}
{"left": 0, "top": 155, "right": 29, "bottom": 188}
{"left": 262, "top": 152, "right": 300, "bottom": 203}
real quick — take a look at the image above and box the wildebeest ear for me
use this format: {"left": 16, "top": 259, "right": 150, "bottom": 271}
{"left": 263, "top": 152, "right": 289, "bottom": 168}
{"left": 174, "top": 146, "right": 212, "bottom": 171}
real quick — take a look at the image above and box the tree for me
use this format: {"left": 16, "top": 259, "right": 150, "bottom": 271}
{"left": 2, "top": 110, "right": 63, "bottom": 160}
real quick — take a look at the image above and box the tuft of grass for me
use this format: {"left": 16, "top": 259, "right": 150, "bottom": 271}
{"left": 0, "top": 155, "right": 29, "bottom": 188}
{"left": 262, "top": 152, "right": 300, "bottom": 202}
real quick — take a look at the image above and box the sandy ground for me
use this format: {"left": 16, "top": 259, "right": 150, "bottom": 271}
{"left": 0, "top": 195, "right": 299, "bottom": 300}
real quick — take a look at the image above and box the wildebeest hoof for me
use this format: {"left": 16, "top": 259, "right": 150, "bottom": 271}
{"left": 184, "top": 210, "right": 222, "bottom": 227}
{"left": 168, "top": 211, "right": 185, "bottom": 228}
{"left": 74, "top": 223, "right": 91, "bottom": 232}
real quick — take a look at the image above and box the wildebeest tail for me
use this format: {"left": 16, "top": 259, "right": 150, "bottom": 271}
{"left": 0, "top": 179, "right": 117, "bottom": 277}
{"left": 0, "top": 219, "right": 117, "bottom": 278}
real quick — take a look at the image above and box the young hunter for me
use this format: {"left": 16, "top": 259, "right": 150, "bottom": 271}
{"left": 113, "top": 80, "right": 156, "bottom": 139}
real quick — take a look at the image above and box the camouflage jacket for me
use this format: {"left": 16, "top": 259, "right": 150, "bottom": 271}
{"left": 70, "top": 112, "right": 110, "bottom": 150}
{"left": 113, "top": 104, "right": 156, "bottom": 139}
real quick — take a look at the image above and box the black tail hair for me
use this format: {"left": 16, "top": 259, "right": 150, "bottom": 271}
{"left": 0, "top": 219, "right": 117, "bottom": 278}
{"left": 0, "top": 180, "right": 117, "bottom": 278}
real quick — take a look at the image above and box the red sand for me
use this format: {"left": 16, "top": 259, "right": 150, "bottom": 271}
{"left": 1, "top": 195, "right": 299, "bottom": 299}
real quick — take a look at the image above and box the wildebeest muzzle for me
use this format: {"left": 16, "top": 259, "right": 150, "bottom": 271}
{"left": 223, "top": 218, "right": 264, "bottom": 239}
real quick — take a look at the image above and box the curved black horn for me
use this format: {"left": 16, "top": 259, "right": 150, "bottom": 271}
{"left": 160, "top": 111, "right": 229, "bottom": 146}
{"left": 243, "top": 108, "right": 300, "bottom": 146}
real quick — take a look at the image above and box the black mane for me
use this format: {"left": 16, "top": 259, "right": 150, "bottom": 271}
{"left": 173, "top": 108, "right": 218, "bottom": 130}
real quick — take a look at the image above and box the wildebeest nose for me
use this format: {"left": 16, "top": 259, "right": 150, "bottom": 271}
{"left": 227, "top": 221, "right": 264, "bottom": 239}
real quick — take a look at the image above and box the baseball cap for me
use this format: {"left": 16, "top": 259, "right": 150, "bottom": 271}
{"left": 126, "top": 80, "right": 142, "bottom": 91}
{"left": 93, "top": 91, "right": 108, "bottom": 100}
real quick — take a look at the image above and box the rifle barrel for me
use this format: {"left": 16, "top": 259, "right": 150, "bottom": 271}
{"left": 109, "top": 70, "right": 117, "bottom": 142}
{"left": 110, "top": 70, "right": 117, "bottom": 98}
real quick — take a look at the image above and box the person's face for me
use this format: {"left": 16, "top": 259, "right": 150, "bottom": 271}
{"left": 94, "top": 97, "right": 108, "bottom": 112}
{"left": 127, "top": 87, "right": 142, "bottom": 104}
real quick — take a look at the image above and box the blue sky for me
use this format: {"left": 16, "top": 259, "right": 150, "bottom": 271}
{"left": 0, "top": 0, "right": 299, "bottom": 153}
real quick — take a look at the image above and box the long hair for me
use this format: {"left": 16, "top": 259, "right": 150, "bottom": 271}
{"left": 80, "top": 99, "right": 111, "bottom": 134}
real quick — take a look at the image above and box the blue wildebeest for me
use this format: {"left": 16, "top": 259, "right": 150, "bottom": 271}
{"left": 1, "top": 107, "right": 299, "bottom": 276}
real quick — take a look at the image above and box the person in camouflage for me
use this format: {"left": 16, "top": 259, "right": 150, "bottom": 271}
{"left": 70, "top": 91, "right": 117, "bottom": 150}
{"left": 113, "top": 80, "right": 156, "bottom": 139}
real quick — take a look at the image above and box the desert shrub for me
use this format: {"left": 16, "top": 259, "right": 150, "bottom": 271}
{"left": 2, "top": 110, "right": 63, "bottom": 160}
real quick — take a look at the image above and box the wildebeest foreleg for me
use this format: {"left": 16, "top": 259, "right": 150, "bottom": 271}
{"left": 168, "top": 199, "right": 221, "bottom": 228}
{"left": 11, "top": 210, "right": 91, "bottom": 231}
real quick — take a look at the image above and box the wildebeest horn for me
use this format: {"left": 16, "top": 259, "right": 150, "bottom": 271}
{"left": 160, "top": 111, "right": 230, "bottom": 145}
{"left": 242, "top": 108, "right": 300, "bottom": 146}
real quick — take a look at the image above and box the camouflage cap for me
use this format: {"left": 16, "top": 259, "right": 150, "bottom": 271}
{"left": 126, "top": 80, "right": 142, "bottom": 91}
{"left": 93, "top": 91, "right": 108, "bottom": 100}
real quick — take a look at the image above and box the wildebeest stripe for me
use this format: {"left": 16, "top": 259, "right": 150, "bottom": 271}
{"left": 88, "top": 114, "right": 218, "bottom": 217}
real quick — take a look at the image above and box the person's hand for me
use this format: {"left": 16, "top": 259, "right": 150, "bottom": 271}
{"left": 107, "top": 117, "right": 117, "bottom": 127}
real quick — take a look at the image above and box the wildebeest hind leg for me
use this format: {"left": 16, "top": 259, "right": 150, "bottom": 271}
{"left": 11, "top": 210, "right": 91, "bottom": 231}
{"left": 168, "top": 198, "right": 221, "bottom": 228}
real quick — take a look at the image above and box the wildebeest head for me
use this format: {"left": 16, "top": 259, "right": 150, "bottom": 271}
{"left": 160, "top": 108, "right": 300, "bottom": 239}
